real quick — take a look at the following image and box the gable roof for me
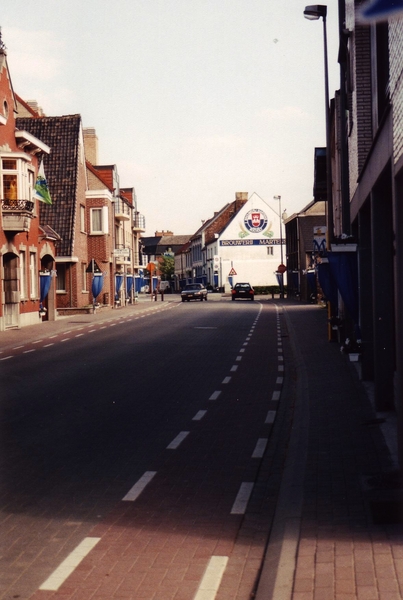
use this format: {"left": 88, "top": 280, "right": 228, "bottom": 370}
{"left": 190, "top": 196, "right": 248, "bottom": 245}
{"left": 141, "top": 234, "right": 192, "bottom": 256}
{"left": 0, "top": 48, "right": 18, "bottom": 114}
{"left": 15, "top": 94, "right": 41, "bottom": 117}
{"left": 86, "top": 160, "right": 110, "bottom": 189}
{"left": 16, "top": 115, "right": 82, "bottom": 256}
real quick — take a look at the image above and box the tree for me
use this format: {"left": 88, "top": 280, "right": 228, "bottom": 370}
{"left": 159, "top": 255, "right": 175, "bottom": 280}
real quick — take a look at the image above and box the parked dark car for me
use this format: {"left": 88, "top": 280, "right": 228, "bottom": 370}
{"left": 181, "top": 283, "right": 208, "bottom": 302}
{"left": 231, "top": 282, "right": 255, "bottom": 301}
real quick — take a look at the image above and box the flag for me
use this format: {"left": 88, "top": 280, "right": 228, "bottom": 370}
{"left": 34, "top": 159, "right": 52, "bottom": 205}
{"left": 358, "top": 0, "right": 403, "bottom": 22}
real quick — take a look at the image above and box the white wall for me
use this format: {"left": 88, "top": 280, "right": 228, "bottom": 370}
{"left": 214, "top": 198, "right": 286, "bottom": 288}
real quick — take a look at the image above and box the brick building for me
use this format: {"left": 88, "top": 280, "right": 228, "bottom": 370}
{"left": 320, "top": 1, "right": 403, "bottom": 467}
{"left": 16, "top": 114, "right": 90, "bottom": 312}
{"left": 0, "top": 40, "right": 59, "bottom": 330}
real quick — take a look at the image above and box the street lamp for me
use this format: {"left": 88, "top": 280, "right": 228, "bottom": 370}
{"left": 273, "top": 195, "right": 284, "bottom": 266}
{"left": 304, "top": 4, "right": 333, "bottom": 247}
{"left": 273, "top": 195, "right": 285, "bottom": 298}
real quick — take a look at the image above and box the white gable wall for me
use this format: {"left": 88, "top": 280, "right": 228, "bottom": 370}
{"left": 209, "top": 197, "right": 286, "bottom": 289}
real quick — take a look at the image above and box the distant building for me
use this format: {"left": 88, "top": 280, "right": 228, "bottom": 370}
{"left": 203, "top": 193, "right": 286, "bottom": 291}
{"left": 284, "top": 200, "right": 326, "bottom": 302}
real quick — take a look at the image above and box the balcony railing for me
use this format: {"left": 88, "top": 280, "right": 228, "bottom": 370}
{"left": 133, "top": 213, "right": 146, "bottom": 231}
{"left": 1, "top": 199, "right": 35, "bottom": 212}
{"left": 114, "top": 198, "right": 131, "bottom": 221}
{"left": 1, "top": 199, "right": 35, "bottom": 232}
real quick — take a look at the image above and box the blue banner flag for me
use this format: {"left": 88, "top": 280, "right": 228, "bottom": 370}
{"left": 358, "top": 0, "right": 403, "bottom": 22}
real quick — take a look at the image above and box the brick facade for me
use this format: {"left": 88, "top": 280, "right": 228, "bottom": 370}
{"left": 0, "top": 46, "right": 58, "bottom": 329}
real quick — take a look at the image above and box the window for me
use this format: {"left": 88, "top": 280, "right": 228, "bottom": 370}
{"left": 80, "top": 205, "right": 86, "bottom": 232}
{"left": 82, "top": 263, "right": 88, "bottom": 292}
{"left": 90, "top": 206, "right": 109, "bottom": 234}
{"left": 1, "top": 156, "right": 34, "bottom": 203}
{"left": 3, "top": 160, "right": 18, "bottom": 202}
{"left": 27, "top": 170, "right": 35, "bottom": 203}
{"left": 267, "top": 246, "right": 274, "bottom": 256}
{"left": 20, "top": 251, "right": 26, "bottom": 299}
{"left": 29, "top": 252, "right": 38, "bottom": 299}
{"left": 56, "top": 264, "right": 66, "bottom": 292}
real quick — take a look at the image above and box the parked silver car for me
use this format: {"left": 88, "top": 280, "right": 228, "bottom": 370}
{"left": 181, "top": 283, "right": 208, "bottom": 302}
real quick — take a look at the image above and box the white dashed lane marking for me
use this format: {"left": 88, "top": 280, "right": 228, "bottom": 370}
{"left": 193, "top": 410, "right": 207, "bottom": 421}
{"left": 265, "top": 410, "right": 277, "bottom": 424}
{"left": 194, "top": 556, "right": 229, "bottom": 600}
{"left": 209, "top": 391, "right": 221, "bottom": 401}
{"left": 231, "top": 482, "right": 254, "bottom": 514}
{"left": 122, "top": 471, "right": 157, "bottom": 502}
{"left": 167, "top": 431, "right": 190, "bottom": 450}
{"left": 252, "top": 438, "right": 268, "bottom": 458}
{"left": 39, "top": 537, "right": 101, "bottom": 591}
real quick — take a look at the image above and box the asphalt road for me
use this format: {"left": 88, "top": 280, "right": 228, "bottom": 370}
{"left": 0, "top": 299, "right": 290, "bottom": 600}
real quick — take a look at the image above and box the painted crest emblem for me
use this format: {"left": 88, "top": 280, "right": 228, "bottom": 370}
{"left": 244, "top": 209, "right": 268, "bottom": 233}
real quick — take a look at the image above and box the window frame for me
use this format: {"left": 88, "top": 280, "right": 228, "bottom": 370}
{"left": 0, "top": 154, "right": 33, "bottom": 203}
{"left": 90, "top": 206, "right": 109, "bottom": 235}
{"left": 82, "top": 262, "right": 88, "bottom": 292}
{"left": 29, "top": 251, "right": 38, "bottom": 299}
{"left": 56, "top": 264, "right": 67, "bottom": 293}
{"left": 20, "top": 250, "right": 27, "bottom": 300}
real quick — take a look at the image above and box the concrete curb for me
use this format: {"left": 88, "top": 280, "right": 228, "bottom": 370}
{"left": 255, "top": 304, "right": 309, "bottom": 600}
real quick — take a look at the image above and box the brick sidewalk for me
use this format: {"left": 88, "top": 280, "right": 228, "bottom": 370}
{"left": 256, "top": 301, "right": 403, "bottom": 600}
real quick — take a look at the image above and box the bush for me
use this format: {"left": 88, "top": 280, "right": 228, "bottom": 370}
{"left": 253, "top": 285, "right": 287, "bottom": 295}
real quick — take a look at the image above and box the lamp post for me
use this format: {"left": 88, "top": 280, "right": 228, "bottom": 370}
{"left": 304, "top": 4, "right": 333, "bottom": 247}
{"left": 273, "top": 195, "right": 285, "bottom": 298}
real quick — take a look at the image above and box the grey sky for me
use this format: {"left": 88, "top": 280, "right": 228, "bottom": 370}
{"left": 2, "top": 0, "right": 340, "bottom": 235}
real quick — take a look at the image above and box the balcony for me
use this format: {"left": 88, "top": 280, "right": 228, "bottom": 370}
{"left": 114, "top": 198, "right": 131, "bottom": 221}
{"left": 1, "top": 199, "right": 35, "bottom": 232}
{"left": 133, "top": 213, "right": 146, "bottom": 232}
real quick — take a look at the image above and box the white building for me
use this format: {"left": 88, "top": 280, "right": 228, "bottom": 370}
{"left": 205, "top": 193, "right": 286, "bottom": 291}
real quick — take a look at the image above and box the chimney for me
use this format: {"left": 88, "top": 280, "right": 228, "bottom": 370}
{"left": 235, "top": 192, "right": 248, "bottom": 203}
{"left": 155, "top": 230, "right": 174, "bottom": 236}
{"left": 26, "top": 100, "right": 44, "bottom": 116}
{"left": 83, "top": 127, "right": 99, "bottom": 165}
{"left": 235, "top": 192, "right": 248, "bottom": 211}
